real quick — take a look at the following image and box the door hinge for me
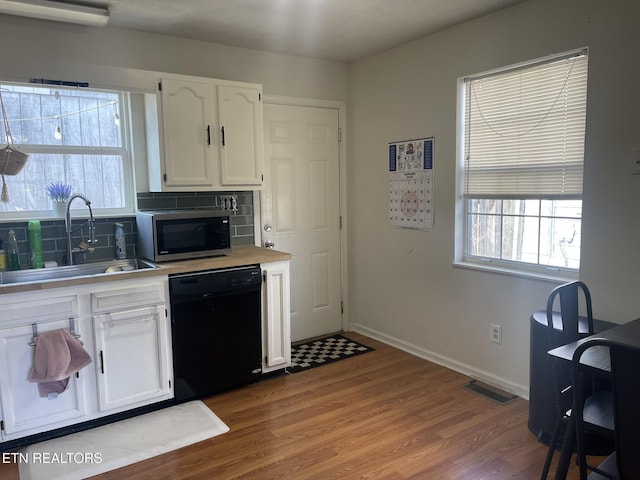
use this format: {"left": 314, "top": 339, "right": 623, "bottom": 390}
{"left": 1, "top": 420, "right": 4, "bottom": 431}
{"left": 169, "top": 379, "right": 172, "bottom": 389}
{"left": 158, "top": 81, "right": 162, "bottom": 92}
{"left": 259, "top": 93, "right": 262, "bottom": 101}
{"left": 163, "top": 173, "right": 167, "bottom": 182}
{"left": 165, "top": 308, "right": 168, "bottom": 318}
{"left": 338, "top": 127, "right": 342, "bottom": 143}
{"left": 341, "top": 301, "right": 344, "bottom": 314}
{"left": 339, "top": 216, "right": 343, "bottom": 229}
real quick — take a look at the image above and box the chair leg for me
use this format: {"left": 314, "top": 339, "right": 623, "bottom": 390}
{"left": 574, "top": 415, "right": 589, "bottom": 480}
{"left": 540, "top": 416, "right": 563, "bottom": 480}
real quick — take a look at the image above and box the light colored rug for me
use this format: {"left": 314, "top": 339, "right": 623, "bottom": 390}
{"left": 18, "top": 401, "right": 229, "bottom": 480}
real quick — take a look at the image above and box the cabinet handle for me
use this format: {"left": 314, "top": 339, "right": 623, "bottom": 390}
{"left": 100, "top": 350, "right": 105, "bottom": 374}
{"left": 207, "top": 125, "right": 211, "bottom": 146}
{"left": 221, "top": 126, "right": 225, "bottom": 146}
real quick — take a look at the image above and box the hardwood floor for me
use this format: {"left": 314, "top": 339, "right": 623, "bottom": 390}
{"left": 0, "top": 332, "right": 586, "bottom": 479}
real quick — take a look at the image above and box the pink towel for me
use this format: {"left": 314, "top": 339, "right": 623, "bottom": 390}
{"left": 28, "top": 329, "right": 92, "bottom": 398}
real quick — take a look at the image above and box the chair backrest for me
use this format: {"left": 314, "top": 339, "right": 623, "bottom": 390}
{"left": 546, "top": 281, "right": 594, "bottom": 345}
{"left": 572, "top": 338, "right": 640, "bottom": 480}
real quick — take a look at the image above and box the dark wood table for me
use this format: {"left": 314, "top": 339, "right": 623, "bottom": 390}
{"left": 547, "top": 317, "right": 640, "bottom": 479}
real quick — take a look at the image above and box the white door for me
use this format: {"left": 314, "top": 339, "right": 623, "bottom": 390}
{"left": 261, "top": 103, "right": 341, "bottom": 341}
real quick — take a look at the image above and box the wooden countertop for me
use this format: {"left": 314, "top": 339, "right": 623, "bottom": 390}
{"left": 0, "top": 246, "right": 291, "bottom": 295}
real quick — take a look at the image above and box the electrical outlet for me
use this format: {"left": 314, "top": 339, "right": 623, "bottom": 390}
{"left": 490, "top": 324, "right": 502, "bottom": 344}
{"left": 218, "top": 195, "right": 238, "bottom": 212}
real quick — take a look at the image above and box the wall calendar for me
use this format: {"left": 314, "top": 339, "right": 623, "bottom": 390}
{"left": 388, "top": 137, "right": 434, "bottom": 230}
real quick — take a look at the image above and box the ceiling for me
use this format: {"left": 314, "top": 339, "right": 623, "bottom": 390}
{"left": 71, "top": 0, "right": 526, "bottom": 62}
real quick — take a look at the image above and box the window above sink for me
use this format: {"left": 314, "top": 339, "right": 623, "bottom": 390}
{"left": 0, "top": 82, "right": 136, "bottom": 221}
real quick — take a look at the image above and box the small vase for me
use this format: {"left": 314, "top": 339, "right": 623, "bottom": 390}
{"left": 52, "top": 201, "right": 67, "bottom": 218}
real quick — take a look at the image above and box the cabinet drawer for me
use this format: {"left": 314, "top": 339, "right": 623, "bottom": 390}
{"left": 91, "top": 284, "right": 165, "bottom": 313}
{"left": 0, "top": 295, "right": 78, "bottom": 327}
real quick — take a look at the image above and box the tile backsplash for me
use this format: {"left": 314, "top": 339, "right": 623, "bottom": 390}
{"left": 0, "top": 191, "right": 255, "bottom": 268}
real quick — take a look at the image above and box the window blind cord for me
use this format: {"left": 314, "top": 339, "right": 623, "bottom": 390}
{"left": 469, "top": 59, "right": 577, "bottom": 139}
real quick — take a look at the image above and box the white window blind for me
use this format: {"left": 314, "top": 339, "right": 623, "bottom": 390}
{"left": 463, "top": 51, "right": 588, "bottom": 199}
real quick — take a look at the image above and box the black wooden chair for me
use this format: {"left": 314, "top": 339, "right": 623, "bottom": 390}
{"left": 573, "top": 338, "right": 640, "bottom": 479}
{"left": 540, "top": 281, "right": 613, "bottom": 479}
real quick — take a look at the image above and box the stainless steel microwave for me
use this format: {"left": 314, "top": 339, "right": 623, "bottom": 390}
{"left": 136, "top": 210, "right": 232, "bottom": 262}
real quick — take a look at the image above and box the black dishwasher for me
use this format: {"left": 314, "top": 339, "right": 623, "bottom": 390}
{"left": 169, "top": 265, "right": 263, "bottom": 403}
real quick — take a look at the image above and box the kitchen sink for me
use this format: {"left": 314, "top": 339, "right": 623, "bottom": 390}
{"left": 0, "top": 258, "right": 160, "bottom": 285}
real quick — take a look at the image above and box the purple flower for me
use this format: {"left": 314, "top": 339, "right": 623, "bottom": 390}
{"left": 45, "top": 182, "right": 73, "bottom": 202}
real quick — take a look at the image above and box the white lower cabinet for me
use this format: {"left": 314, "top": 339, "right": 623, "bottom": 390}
{"left": 0, "top": 276, "right": 172, "bottom": 445}
{"left": 0, "top": 318, "right": 88, "bottom": 439}
{"left": 262, "top": 261, "right": 291, "bottom": 373}
{"left": 93, "top": 305, "right": 170, "bottom": 412}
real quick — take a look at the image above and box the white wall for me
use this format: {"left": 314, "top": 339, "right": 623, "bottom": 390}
{"left": 0, "top": 16, "right": 348, "bottom": 100}
{"left": 347, "top": 0, "right": 640, "bottom": 397}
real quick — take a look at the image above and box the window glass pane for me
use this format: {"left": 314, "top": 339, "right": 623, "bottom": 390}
{"left": 469, "top": 198, "right": 501, "bottom": 215}
{"left": 540, "top": 217, "right": 581, "bottom": 269}
{"left": 0, "top": 153, "right": 125, "bottom": 212}
{"left": 503, "top": 199, "right": 540, "bottom": 216}
{"left": 466, "top": 198, "right": 581, "bottom": 270}
{"left": 501, "top": 213, "right": 540, "bottom": 263}
{"left": 0, "top": 82, "right": 130, "bottom": 216}
{"left": 541, "top": 199, "right": 582, "bottom": 218}
{"left": 468, "top": 200, "right": 502, "bottom": 258}
{"left": 2, "top": 86, "right": 121, "bottom": 148}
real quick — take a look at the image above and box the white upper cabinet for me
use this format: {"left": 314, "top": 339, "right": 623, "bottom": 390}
{"left": 146, "top": 73, "right": 263, "bottom": 191}
{"left": 218, "top": 83, "right": 264, "bottom": 186}
{"left": 157, "top": 77, "right": 217, "bottom": 189}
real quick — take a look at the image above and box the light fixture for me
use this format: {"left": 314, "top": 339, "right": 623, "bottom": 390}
{"left": 0, "top": 0, "right": 109, "bottom": 27}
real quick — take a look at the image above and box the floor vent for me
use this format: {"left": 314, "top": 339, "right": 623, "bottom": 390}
{"left": 463, "top": 379, "right": 517, "bottom": 405}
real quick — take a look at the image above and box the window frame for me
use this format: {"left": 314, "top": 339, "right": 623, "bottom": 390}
{"left": 0, "top": 82, "right": 137, "bottom": 221}
{"left": 455, "top": 50, "right": 588, "bottom": 280}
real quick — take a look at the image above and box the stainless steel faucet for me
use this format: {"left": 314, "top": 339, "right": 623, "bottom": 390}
{"left": 65, "top": 194, "right": 97, "bottom": 265}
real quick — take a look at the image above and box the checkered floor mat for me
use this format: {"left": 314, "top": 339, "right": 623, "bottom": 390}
{"left": 288, "top": 334, "right": 374, "bottom": 373}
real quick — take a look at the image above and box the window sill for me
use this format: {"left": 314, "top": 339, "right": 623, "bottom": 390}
{"left": 0, "top": 211, "right": 135, "bottom": 223}
{"left": 452, "top": 260, "right": 578, "bottom": 284}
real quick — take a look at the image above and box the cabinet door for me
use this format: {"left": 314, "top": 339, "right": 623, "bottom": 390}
{"left": 0, "top": 319, "right": 88, "bottom": 438}
{"left": 159, "top": 77, "right": 217, "bottom": 188}
{"left": 218, "top": 84, "right": 264, "bottom": 186}
{"left": 93, "top": 305, "right": 171, "bottom": 412}
{"left": 262, "top": 261, "right": 291, "bottom": 372}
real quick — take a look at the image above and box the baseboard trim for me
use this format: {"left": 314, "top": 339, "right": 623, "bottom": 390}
{"left": 349, "top": 323, "right": 529, "bottom": 400}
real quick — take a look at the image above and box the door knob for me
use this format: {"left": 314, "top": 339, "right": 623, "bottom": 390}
{"left": 265, "top": 241, "right": 275, "bottom": 249}
{"left": 263, "top": 224, "right": 272, "bottom": 232}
